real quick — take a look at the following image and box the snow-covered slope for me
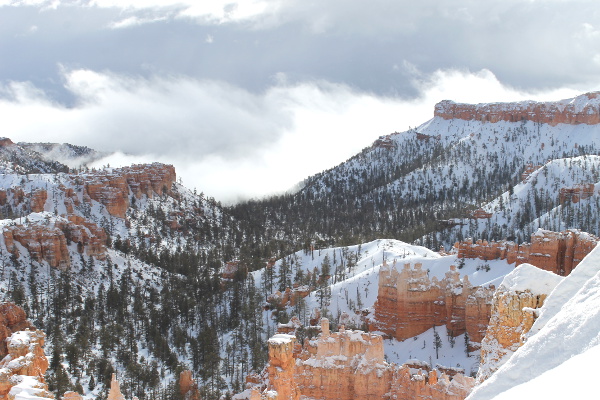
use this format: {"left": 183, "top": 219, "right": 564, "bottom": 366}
{"left": 467, "top": 243, "right": 600, "bottom": 400}
{"left": 236, "top": 92, "right": 600, "bottom": 252}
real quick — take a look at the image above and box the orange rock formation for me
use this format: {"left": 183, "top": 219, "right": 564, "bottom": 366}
{"left": 0, "top": 302, "right": 52, "bottom": 400}
{"left": 107, "top": 374, "right": 125, "bottom": 400}
{"left": 455, "top": 229, "right": 598, "bottom": 276}
{"left": 369, "top": 262, "right": 494, "bottom": 344}
{"left": 434, "top": 92, "right": 600, "bottom": 126}
{"left": 180, "top": 370, "right": 201, "bottom": 400}
{"left": 3, "top": 224, "right": 70, "bottom": 270}
{"left": 78, "top": 163, "right": 176, "bottom": 218}
{"left": 476, "top": 288, "right": 547, "bottom": 382}
{"left": 243, "top": 319, "right": 475, "bottom": 400}
{"left": 476, "top": 265, "right": 562, "bottom": 383}
{"left": 2, "top": 216, "right": 108, "bottom": 269}
{"left": 559, "top": 183, "right": 594, "bottom": 204}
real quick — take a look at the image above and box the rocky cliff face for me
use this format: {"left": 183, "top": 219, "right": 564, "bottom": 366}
{"left": 369, "top": 262, "right": 494, "bottom": 345}
{"left": 476, "top": 264, "right": 563, "bottom": 383}
{"left": 2, "top": 215, "right": 108, "bottom": 270}
{"left": 0, "top": 302, "right": 52, "bottom": 400}
{"left": 434, "top": 92, "right": 600, "bottom": 126}
{"left": 0, "top": 163, "right": 176, "bottom": 220}
{"left": 77, "top": 163, "right": 176, "bottom": 219}
{"left": 455, "top": 229, "right": 598, "bottom": 276}
{"left": 239, "top": 319, "right": 474, "bottom": 400}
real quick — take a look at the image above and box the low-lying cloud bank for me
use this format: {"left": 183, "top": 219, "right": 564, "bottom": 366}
{"left": 0, "top": 67, "right": 588, "bottom": 202}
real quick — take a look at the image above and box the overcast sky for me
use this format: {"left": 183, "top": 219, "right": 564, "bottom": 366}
{"left": 1, "top": 0, "right": 599, "bottom": 202}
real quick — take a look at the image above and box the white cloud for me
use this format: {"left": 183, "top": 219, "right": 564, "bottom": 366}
{"left": 0, "top": 68, "right": 593, "bottom": 202}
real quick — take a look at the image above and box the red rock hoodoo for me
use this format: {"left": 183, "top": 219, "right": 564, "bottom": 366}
{"left": 241, "top": 319, "right": 475, "bottom": 400}
{"left": 434, "top": 92, "right": 600, "bottom": 126}
{"left": 180, "top": 370, "right": 201, "bottom": 400}
{"left": 369, "top": 262, "right": 494, "bottom": 344}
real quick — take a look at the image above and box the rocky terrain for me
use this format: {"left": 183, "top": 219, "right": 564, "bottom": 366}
{"left": 0, "top": 91, "right": 599, "bottom": 400}
{"left": 237, "top": 319, "right": 474, "bottom": 400}
{"left": 0, "top": 302, "right": 52, "bottom": 400}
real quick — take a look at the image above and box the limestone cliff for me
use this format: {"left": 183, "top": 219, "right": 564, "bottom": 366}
{"left": 369, "top": 262, "right": 494, "bottom": 345}
{"left": 455, "top": 229, "right": 598, "bottom": 276}
{"left": 0, "top": 163, "right": 176, "bottom": 220}
{"left": 434, "top": 92, "right": 600, "bottom": 126}
{"left": 238, "top": 319, "right": 475, "bottom": 400}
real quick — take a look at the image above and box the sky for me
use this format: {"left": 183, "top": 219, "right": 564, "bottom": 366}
{"left": 1, "top": 0, "right": 599, "bottom": 202}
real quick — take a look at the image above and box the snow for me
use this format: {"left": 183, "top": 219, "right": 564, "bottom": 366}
{"left": 497, "top": 263, "right": 562, "bottom": 296}
{"left": 383, "top": 325, "right": 479, "bottom": 377}
{"left": 486, "top": 343, "right": 600, "bottom": 400}
{"left": 8, "top": 376, "right": 49, "bottom": 400}
{"left": 267, "top": 334, "right": 295, "bottom": 345}
{"left": 467, "top": 243, "right": 600, "bottom": 400}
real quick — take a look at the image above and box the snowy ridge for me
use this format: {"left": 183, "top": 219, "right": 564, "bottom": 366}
{"left": 434, "top": 91, "right": 600, "bottom": 123}
{"left": 435, "top": 92, "right": 600, "bottom": 116}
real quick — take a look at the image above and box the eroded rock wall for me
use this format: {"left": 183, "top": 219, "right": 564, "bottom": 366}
{"left": 79, "top": 163, "right": 176, "bottom": 218}
{"left": 369, "top": 262, "right": 494, "bottom": 343}
{"left": 2, "top": 216, "right": 108, "bottom": 269}
{"left": 455, "top": 229, "right": 598, "bottom": 276}
{"left": 476, "top": 264, "right": 563, "bottom": 382}
{"left": 434, "top": 92, "right": 600, "bottom": 126}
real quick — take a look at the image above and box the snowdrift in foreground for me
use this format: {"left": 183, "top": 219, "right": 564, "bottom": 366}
{"left": 467, "top": 244, "right": 600, "bottom": 400}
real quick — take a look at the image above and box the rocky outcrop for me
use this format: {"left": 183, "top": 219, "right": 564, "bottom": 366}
{"left": 180, "top": 370, "right": 201, "bottom": 400}
{"left": 3, "top": 224, "right": 70, "bottom": 270}
{"left": 0, "top": 303, "right": 52, "bottom": 400}
{"left": 434, "top": 92, "right": 600, "bottom": 126}
{"left": 62, "top": 392, "right": 82, "bottom": 400}
{"left": 521, "top": 163, "right": 542, "bottom": 181}
{"left": 369, "top": 262, "right": 494, "bottom": 345}
{"left": 107, "top": 374, "right": 125, "bottom": 400}
{"left": 2, "top": 215, "right": 108, "bottom": 269}
{"left": 266, "top": 287, "right": 311, "bottom": 310}
{"left": 0, "top": 304, "right": 35, "bottom": 359}
{"left": 74, "top": 163, "right": 176, "bottom": 218}
{"left": 62, "top": 215, "right": 107, "bottom": 260}
{"left": 455, "top": 229, "right": 598, "bottom": 276}
{"left": 476, "top": 265, "right": 563, "bottom": 382}
{"left": 559, "top": 183, "right": 594, "bottom": 204}
{"left": 29, "top": 191, "right": 47, "bottom": 213}
{"left": 240, "top": 319, "right": 475, "bottom": 400}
